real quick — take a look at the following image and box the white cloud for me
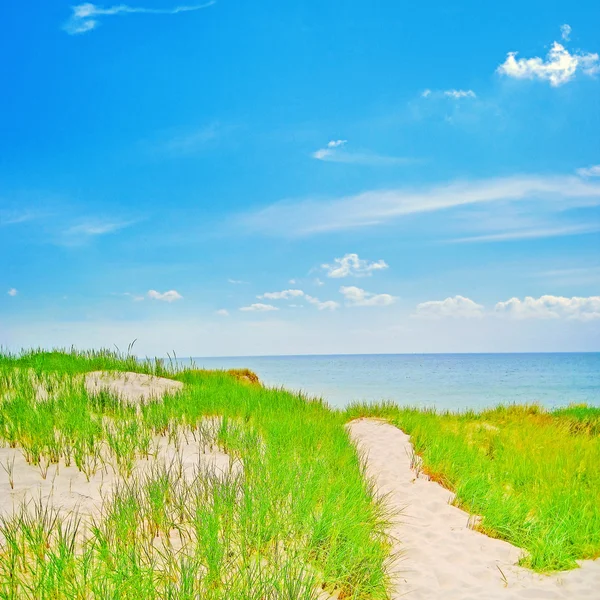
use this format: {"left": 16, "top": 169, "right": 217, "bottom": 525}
{"left": 257, "top": 289, "right": 339, "bottom": 310}
{"left": 259, "top": 289, "right": 305, "bottom": 300}
{"left": 497, "top": 40, "right": 599, "bottom": 87}
{"left": 63, "top": 2, "right": 215, "bottom": 34}
{"left": 242, "top": 174, "right": 600, "bottom": 237}
{"left": 340, "top": 286, "right": 396, "bottom": 307}
{"left": 312, "top": 141, "right": 411, "bottom": 166}
{"left": 227, "top": 279, "right": 247, "bottom": 284}
{"left": 421, "top": 89, "right": 432, "bottom": 97}
{"left": 577, "top": 164, "right": 600, "bottom": 178}
{"left": 322, "top": 253, "right": 389, "bottom": 278}
{"left": 561, "top": 24, "right": 572, "bottom": 42}
{"left": 414, "top": 296, "right": 484, "bottom": 319}
{"left": 304, "top": 295, "right": 340, "bottom": 311}
{"left": 443, "top": 89, "right": 477, "bottom": 99}
{"left": 148, "top": 290, "right": 183, "bottom": 302}
{"left": 7, "top": 288, "right": 18, "bottom": 297}
{"left": 239, "top": 303, "right": 278, "bottom": 312}
{"left": 495, "top": 295, "right": 600, "bottom": 321}
{"left": 215, "top": 309, "right": 229, "bottom": 316}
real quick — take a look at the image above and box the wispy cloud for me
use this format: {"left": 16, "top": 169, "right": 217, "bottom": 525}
{"left": 215, "top": 308, "right": 229, "bottom": 316}
{"left": 117, "top": 292, "right": 145, "bottom": 301}
{"left": 577, "top": 164, "right": 600, "bottom": 178}
{"left": 497, "top": 28, "right": 599, "bottom": 86}
{"left": 339, "top": 286, "right": 396, "bottom": 307}
{"left": 63, "top": 2, "right": 215, "bottom": 35}
{"left": 240, "top": 174, "right": 600, "bottom": 237}
{"left": 228, "top": 278, "right": 248, "bottom": 285}
{"left": 148, "top": 289, "right": 183, "bottom": 302}
{"left": 312, "top": 140, "right": 412, "bottom": 166}
{"left": 322, "top": 253, "right": 388, "bottom": 278}
{"left": 162, "top": 123, "right": 220, "bottom": 155}
{"left": 561, "top": 24, "right": 572, "bottom": 42}
{"left": 414, "top": 296, "right": 484, "bottom": 319}
{"left": 7, "top": 288, "right": 18, "bottom": 297}
{"left": 448, "top": 223, "right": 600, "bottom": 244}
{"left": 65, "top": 220, "right": 135, "bottom": 236}
{"left": 422, "top": 89, "right": 477, "bottom": 99}
{"left": 444, "top": 89, "right": 477, "bottom": 99}
{"left": 538, "top": 266, "right": 600, "bottom": 286}
{"left": 0, "top": 210, "right": 39, "bottom": 226}
{"left": 239, "top": 303, "right": 278, "bottom": 312}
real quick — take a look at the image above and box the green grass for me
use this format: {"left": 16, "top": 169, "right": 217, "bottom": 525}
{"left": 0, "top": 349, "right": 391, "bottom": 599}
{"left": 346, "top": 401, "right": 600, "bottom": 572}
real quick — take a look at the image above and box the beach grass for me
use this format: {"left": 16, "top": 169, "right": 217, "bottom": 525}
{"left": 345, "top": 401, "right": 600, "bottom": 572}
{"left": 0, "top": 349, "right": 391, "bottom": 599}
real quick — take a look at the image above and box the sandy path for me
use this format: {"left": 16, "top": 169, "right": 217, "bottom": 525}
{"left": 348, "top": 418, "right": 600, "bottom": 600}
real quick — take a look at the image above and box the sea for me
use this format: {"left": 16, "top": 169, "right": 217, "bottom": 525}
{"left": 178, "top": 353, "right": 600, "bottom": 411}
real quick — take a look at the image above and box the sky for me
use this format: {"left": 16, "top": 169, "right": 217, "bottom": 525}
{"left": 1, "top": 0, "right": 599, "bottom": 356}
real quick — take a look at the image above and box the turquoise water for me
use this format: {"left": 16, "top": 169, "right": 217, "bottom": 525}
{"left": 179, "top": 353, "right": 600, "bottom": 411}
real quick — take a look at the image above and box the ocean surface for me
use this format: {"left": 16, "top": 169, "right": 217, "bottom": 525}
{"left": 177, "top": 353, "right": 600, "bottom": 411}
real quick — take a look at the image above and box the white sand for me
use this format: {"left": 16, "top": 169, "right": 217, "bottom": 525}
{"left": 348, "top": 418, "right": 600, "bottom": 599}
{"left": 85, "top": 370, "right": 183, "bottom": 404}
{"left": 0, "top": 435, "right": 235, "bottom": 525}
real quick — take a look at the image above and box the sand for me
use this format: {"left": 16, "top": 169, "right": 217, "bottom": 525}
{"left": 85, "top": 370, "right": 183, "bottom": 404}
{"left": 0, "top": 373, "right": 228, "bottom": 534}
{"left": 348, "top": 418, "right": 600, "bottom": 600}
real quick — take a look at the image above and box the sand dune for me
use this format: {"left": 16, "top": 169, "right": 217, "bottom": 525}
{"left": 348, "top": 418, "right": 600, "bottom": 600}
{"left": 85, "top": 371, "right": 183, "bottom": 404}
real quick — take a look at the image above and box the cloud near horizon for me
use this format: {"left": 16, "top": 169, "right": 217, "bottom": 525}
{"left": 415, "top": 296, "right": 485, "bottom": 319}
{"left": 414, "top": 295, "right": 600, "bottom": 321}
{"left": 258, "top": 289, "right": 339, "bottom": 310}
{"left": 63, "top": 2, "right": 215, "bottom": 35}
{"left": 340, "top": 286, "right": 396, "bottom": 307}
{"left": 239, "top": 303, "right": 278, "bottom": 312}
{"left": 495, "top": 295, "right": 600, "bottom": 321}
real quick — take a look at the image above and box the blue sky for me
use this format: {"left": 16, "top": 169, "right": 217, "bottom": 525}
{"left": 1, "top": 0, "right": 599, "bottom": 356}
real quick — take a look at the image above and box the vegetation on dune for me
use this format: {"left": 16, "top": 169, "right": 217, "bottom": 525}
{"left": 346, "top": 402, "right": 600, "bottom": 572}
{"left": 0, "top": 349, "right": 390, "bottom": 599}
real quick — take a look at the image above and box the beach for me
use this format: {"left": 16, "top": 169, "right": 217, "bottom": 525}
{"left": 1, "top": 349, "right": 599, "bottom": 598}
